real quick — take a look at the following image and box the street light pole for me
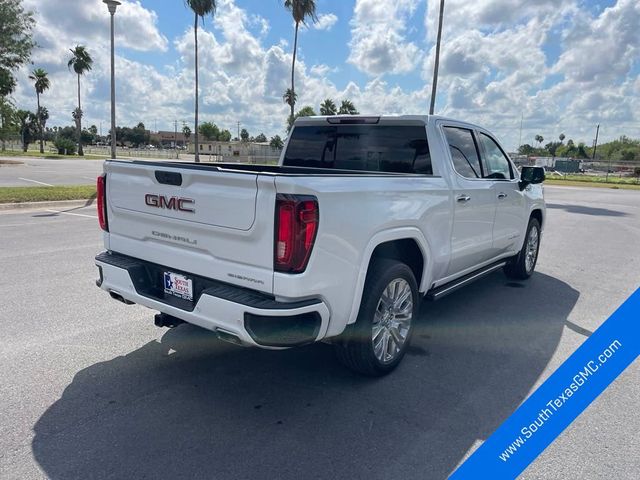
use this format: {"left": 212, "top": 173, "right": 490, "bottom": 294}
{"left": 104, "top": 0, "right": 120, "bottom": 160}
{"left": 429, "top": 0, "right": 445, "bottom": 115}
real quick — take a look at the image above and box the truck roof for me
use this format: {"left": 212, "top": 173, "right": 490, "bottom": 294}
{"left": 293, "top": 114, "right": 482, "bottom": 130}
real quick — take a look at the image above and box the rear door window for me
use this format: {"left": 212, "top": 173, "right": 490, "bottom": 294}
{"left": 443, "top": 127, "right": 482, "bottom": 179}
{"left": 284, "top": 125, "right": 432, "bottom": 174}
{"left": 478, "top": 133, "right": 514, "bottom": 180}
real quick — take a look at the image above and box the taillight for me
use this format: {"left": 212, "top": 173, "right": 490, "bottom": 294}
{"left": 274, "top": 194, "right": 319, "bottom": 273}
{"left": 97, "top": 174, "right": 108, "bottom": 231}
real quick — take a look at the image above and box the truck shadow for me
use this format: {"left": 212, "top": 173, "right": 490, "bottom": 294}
{"left": 32, "top": 272, "right": 578, "bottom": 480}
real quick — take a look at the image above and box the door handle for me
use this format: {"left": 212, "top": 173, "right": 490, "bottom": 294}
{"left": 456, "top": 195, "right": 471, "bottom": 203}
{"left": 497, "top": 192, "right": 508, "bottom": 199}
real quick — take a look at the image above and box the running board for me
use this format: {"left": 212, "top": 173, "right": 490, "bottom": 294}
{"left": 426, "top": 261, "right": 507, "bottom": 301}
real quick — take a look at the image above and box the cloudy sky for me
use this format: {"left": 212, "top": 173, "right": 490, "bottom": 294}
{"left": 11, "top": 0, "right": 640, "bottom": 150}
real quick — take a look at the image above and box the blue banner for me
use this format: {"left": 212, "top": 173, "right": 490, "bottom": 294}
{"left": 449, "top": 288, "right": 640, "bottom": 479}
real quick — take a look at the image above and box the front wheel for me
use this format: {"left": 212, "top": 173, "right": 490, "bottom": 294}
{"left": 335, "top": 259, "right": 418, "bottom": 376}
{"left": 504, "top": 217, "right": 541, "bottom": 280}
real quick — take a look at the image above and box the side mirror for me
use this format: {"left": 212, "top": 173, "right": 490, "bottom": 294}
{"left": 519, "top": 166, "right": 545, "bottom": 190}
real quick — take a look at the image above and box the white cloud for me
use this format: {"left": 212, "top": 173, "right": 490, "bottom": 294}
{"left": 314, "top": 13, "right": 338, "bottom": 31}
{"left": 348, "top": 0, "right": 420, "bottom": 76}
{"left": 8, "top": 0, "right": 639, "bottom": 150}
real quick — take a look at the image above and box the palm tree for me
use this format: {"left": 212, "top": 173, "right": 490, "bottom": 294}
{"left": 320, "top": 98, "right": 337, "bottom": 115}
{"left": 68, "top": 46, "right": 93, "bottom": 156}
{"left": 284, "top": 0, "right": 317, "bottom": 123}
{"left": 535, "top": 134, "right": 544, "bottom": 148}
{"left": 185, "top": 0, "right": 217, "bottom": 163}
{"left": 559, "top": 133, "right": 565, "bottom": 143}
{"left": 37, "top": 106, "right": 48, "bottom": 145}
{"left": 282, "top": 88, "right": 297, "bottom": 114}
{"left": 28, "top": 68, "right": 50, "bottom": 153}
{"left": 338, "top": 99, "right": 359, "bottom": 115}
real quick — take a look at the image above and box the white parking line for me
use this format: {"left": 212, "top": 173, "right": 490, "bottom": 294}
{"left": 18, "top": 177, "right": 53, "bottom": 186}
{"left": 45, "top": 209, "right": 97, "bottom": 219}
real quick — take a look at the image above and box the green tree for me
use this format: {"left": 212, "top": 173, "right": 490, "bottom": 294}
{"left": 270, "top": 134, "right": 284, "bottom": 149}
{"left": 28, "top": 68, "right": 50, "bottom": 153}
{"left": 559, "top": 133, "right": 565, "bottom": 143}
{"left": 518, "top": 144, "right": 535, "bottom": 156}
{"left": 0, "top": 96, "right": 16, "bottom": 151}
{"left": 320, "top": 98, "right": 337, "bottom": 115}
{"left": 0, "top": 68, "right": 17, "bottom": 98}
{"left": 254, "top": 132, "right": 267, "bottom": 143}
{"left": 68, "top": 45, "right": 93, "bottom": 156}
{"left": 0, "top": 0, "right": 35, "bottom": 96}
{"left": 185, "top": 0, "right": 217, "bottom": 162}
{"left": 199, "top": 121, "right": 219, "bottom": 141}
{"left": 576, "top": 142, "right": 589, "bottom": 159}
{"left": 284, "top": 0, "right": 317, "bottom": 123}
{"left": 545, "top": 141, "right": 561, "bottom": 157}
{"left": 619, "top": 149, "right": 636, "bottom": 162}
{"left": 218, "top": 129, "right": 231, "bottom": 142}
{"left": 338, "top": 99, "right": 358, "bottom": 115}
{"left": 240, "top": 128, "right": 249, "bottom": 142}
{"left": 288, "top": 105, "right": 316, "bottom": 130}
{"left": 88, "top": 124, "right": 98, "bottom": 136}
{"left": 182, "top": 124, "right": 191, "bottom": 146}
{"left": 16, "top": 109, "right": 36, "bottom": 151}
{"left": 129, "top": 122, "right": 149, "bottom": 147}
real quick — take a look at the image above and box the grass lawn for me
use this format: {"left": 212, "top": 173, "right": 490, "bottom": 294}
{"left": 0, "top": 150, "right": 107, "bottom": 160}
{"left": 0, "top": 185, "right": 96, "bottom": 203}
{"left": 545, "top": 179, "right": 640, "bottom": 190}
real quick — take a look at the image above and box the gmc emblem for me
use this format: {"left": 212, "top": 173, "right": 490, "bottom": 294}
{"left": 145, "top": 194, "right": 195, "bottom": 213}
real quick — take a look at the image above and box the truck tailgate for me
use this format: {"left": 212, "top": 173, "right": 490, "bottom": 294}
{"left": 103, "top": 161, "right": 277, "bottom": 294}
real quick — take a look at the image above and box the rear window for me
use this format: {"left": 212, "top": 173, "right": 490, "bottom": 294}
{"left": 283, "top": 125, "right": 432, "bottom": 174}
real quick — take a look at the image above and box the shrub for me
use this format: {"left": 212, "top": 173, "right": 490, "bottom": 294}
{"left": 53, "top": 137, "right": 77, "bottom": 155}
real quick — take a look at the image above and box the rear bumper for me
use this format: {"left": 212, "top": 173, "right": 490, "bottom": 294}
{"left": 95, "top": 251, "right": 330, "bottom": 348}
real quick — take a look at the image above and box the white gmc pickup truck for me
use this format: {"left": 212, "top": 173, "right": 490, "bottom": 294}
{"left": 95, "top": 115, "right": 545, "bottom": 375}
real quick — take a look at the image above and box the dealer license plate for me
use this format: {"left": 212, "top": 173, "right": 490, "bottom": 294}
{"left": 163, "top": 271, "right": 193, "bottom": 301}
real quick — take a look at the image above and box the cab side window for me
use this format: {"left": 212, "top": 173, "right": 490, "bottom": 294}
{"left": 479, "top": 133, "right": 513, "bottom": 180}
{"left": 443, "top": 127, "right": 481, "bottom": 179}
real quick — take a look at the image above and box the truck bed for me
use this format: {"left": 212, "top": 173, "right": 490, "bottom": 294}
{"left": 122, "top": 160, "right": 426, "bottom": 177}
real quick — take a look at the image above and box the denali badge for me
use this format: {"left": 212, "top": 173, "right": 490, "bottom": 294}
{"left": 145, "top": 194, "right": 195, "bottom": 213}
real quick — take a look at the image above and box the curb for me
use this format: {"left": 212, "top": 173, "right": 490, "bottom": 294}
{"left": 0, "top": 198, "right": 96, "bottom": 212}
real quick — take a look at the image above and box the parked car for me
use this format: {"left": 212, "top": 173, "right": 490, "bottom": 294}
{"left": 95, "top": 115, "right": 546, "bottom": 375}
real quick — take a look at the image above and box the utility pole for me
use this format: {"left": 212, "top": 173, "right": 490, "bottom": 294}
{"left": 518, "top": 113, "right": 523, "bottom": 151}
{"left": 592, "top": 124, "right": 600, "bottom": 160}
{"left": 429, "top": 0, "right": 445, "bottom": 115}
{"left": 174, "top": 119, "right": 178, "bottom": 158}
{"left": 103, "top": 1, "right": 121, "bottom": 159}
{"left": 237, "top": 121, "right": 241, "bottom": 142}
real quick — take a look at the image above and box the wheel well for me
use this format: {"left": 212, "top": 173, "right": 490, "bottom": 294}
{"left": 530, "top": 209, "right": 543, "bottom": 228}
{"left": 370, "top": 239, "right": 424, "bottom": 287}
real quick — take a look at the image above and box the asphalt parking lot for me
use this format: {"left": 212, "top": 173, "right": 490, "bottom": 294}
{"left": 0, "top": 186, "right": 638, "bottom": 479}
{"left": 0, "top": 155, "right": 197, "bottom": 187}
{"left": 0, "top": 158, "right": 104, "bottom": 186}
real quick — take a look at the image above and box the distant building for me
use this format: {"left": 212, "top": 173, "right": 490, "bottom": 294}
{"left": 149, "top": 131, "right": 188, "bottom": 148}
{"left": 189, "top": 141, "right": 282, "bottom": 163}
{"left": 529, "top": 157, "right": 583, "bottom": 172}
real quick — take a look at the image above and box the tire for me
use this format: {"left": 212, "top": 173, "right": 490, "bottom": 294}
{"left": 504, "top": 217, "right": 541, "bottom": 280}
{"left": 335, "top": 258, "right": 419, "bottom": 376}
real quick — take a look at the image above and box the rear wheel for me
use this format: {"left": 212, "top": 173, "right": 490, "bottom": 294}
{"left": 335, "top": 259, "right": 418, "bottom": 376}
{"left": 504, "top": 218, "right": 541, "bottom": 280}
